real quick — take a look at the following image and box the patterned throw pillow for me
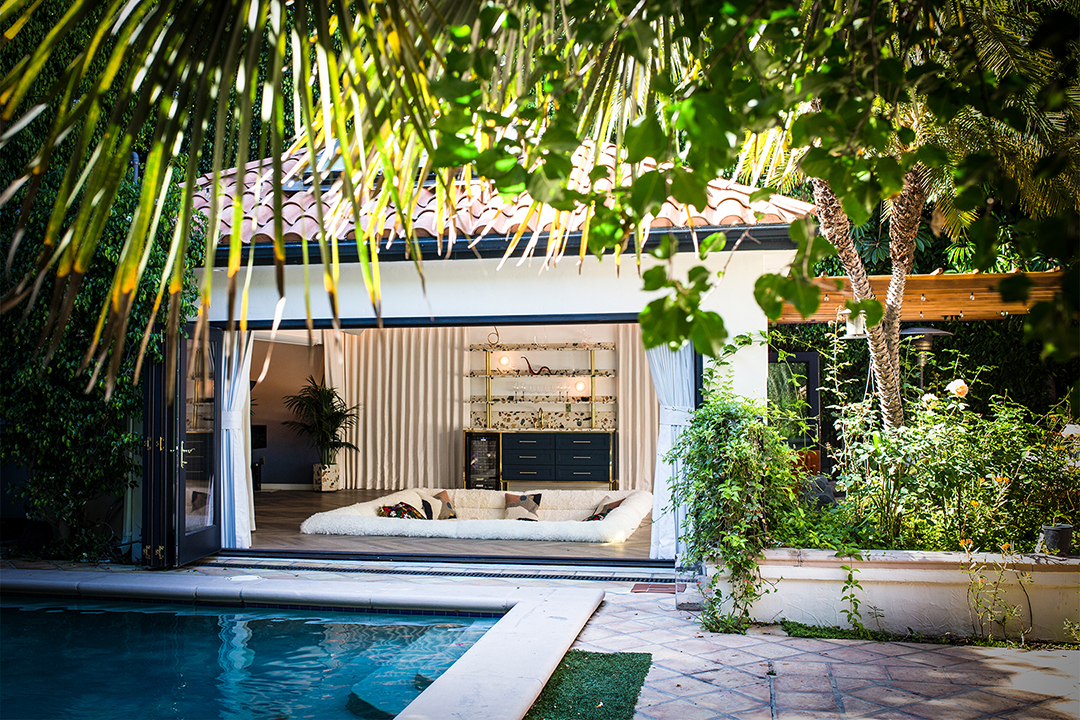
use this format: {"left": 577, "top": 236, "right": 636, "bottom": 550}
{"left": 592, "top": 495, "right": 624, "bottom": 517}
{"left": 505, "top": 492, "right": 542, "bottom": 521}
{"left": 434, "top": 490, "right": 457, "bottom": 519}
{"left": 584, "top": 509, "right": 610, "bottom": 522}
{"left": 417, "top": 494, "right": 443, "bottom": 520}
{"left": 377, "top": 502, "right": 426, "bottom": 519}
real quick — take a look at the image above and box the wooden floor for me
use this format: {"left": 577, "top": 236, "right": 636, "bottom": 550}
{"left": 250, "top": 489, "right": 655, "bottom": 561}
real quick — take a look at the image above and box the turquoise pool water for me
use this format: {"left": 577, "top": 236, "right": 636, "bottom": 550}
{"left": 1, "top": 597, "right": 496, "bottom": 719}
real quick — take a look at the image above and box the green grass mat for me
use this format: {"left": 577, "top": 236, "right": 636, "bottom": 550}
{"left": 525, "top": 650, "right": 652, "bottom": 720}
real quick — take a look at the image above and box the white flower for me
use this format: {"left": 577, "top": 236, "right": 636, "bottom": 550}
{"left": 921, "top": 393, "right": 938, "bottom": 404}
{"left": 946, "top": 379, "right": 969, "bottom": 398}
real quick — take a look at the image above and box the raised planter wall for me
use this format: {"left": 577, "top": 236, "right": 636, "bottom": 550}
{"left": 704, "top": 549, "right": 1079, "bottom": 643}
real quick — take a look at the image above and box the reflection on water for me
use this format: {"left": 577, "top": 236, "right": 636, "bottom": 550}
{"left": 1, "top": 598, "right": 494, "bottom": 719}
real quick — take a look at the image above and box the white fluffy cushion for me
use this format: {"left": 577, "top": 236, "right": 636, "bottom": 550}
{"left": 300, "top": 488, "right": 653, "bottom": 543}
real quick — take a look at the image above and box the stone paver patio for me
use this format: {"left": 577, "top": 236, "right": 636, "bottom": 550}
{"left": 573, "top": 590, "right": 1079, "bottom": 720}
{"left": 3, "top": 557, "right": 1077, "bottom": 719}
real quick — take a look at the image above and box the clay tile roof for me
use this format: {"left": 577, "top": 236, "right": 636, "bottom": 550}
{"left": 192, "top": 142, "right": 815, "bottom": 247}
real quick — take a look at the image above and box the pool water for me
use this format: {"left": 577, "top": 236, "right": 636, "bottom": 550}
{"left": 1, "top": 597, "right": 496, "bottom": 719}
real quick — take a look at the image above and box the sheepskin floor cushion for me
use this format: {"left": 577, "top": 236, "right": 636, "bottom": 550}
{"left": 300, "top": 488, "right": 653, "bottom": 543}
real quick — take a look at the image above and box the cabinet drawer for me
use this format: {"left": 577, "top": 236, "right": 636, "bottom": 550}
{"left": 503, "top": 433, "right": 555, "bottom": 451}
{"left": 503, "top": 448, "right": 555, "bottom": 465}
{"left": 555, "top": 433, "right": 610, "bottom": 451}
{"left": 466, "top": 477, "right": 502, "bottom": 490}
{"left": 555, "top": 465, "right": 610, "bottom": 482}
{"left": 556, "top": 448, "right": 609, "bottom": 466}
{"left": 502, "top": 466, "right": 556, "bottom": 482}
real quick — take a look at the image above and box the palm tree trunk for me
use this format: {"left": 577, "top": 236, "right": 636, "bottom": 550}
{"left": 882, "top": 167, "right": 929, "bottom": 397}
{"left": 810, "top": 177, "right": 905, "bottom": 429}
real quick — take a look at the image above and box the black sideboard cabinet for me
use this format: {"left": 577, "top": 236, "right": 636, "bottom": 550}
{"left": 464, "top": 430, "right": 617, "bottom": 490}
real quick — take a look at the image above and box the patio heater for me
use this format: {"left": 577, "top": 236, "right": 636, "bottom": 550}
{"left": 899, "top": 326, "right": 953, "bottom": 389}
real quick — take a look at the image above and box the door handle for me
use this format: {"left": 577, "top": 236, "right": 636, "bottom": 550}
{"left": 179, "top": 442, "right": 194, "bottom": 468}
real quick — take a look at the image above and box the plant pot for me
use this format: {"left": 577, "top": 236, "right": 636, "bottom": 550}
{"left": 1041, "top": 524, "right": 1072, "bottom": 556}
{"left": 313, "top": 464, "right": 340, "bottom": 492}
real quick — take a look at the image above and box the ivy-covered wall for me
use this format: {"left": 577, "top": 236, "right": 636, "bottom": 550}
{"left": 0, "top": 2, "right": 202, "bottom": 560}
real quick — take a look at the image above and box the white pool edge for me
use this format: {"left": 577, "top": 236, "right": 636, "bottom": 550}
{"left": 0, "top": 569, "right": 604, "bottom": 720}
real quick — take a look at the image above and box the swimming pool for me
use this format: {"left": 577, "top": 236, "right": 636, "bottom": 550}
{"left": 1, "top": 597, "right": 496, "bottom": 719}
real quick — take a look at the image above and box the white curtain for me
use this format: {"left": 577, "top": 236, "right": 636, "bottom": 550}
{"left": 221, "top": 332, "right": 255, "bottom": 549}
{"left": 645, "top": 344, "right": 695, "bottom": 560}
{"left": 323, "top": 327, "right": 466, "bottom": 490}
{"left": 616, "top": 324, "right": 658, "bottom": 492}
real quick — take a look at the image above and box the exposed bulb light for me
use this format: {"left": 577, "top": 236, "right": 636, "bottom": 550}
{"left": 499, "top": 355, "right": 510, "bottom": 366}
{"left": 574, "top": 380, "right": 587, "bottom": 393}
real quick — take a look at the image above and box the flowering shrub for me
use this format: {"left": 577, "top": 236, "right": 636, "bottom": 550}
{"left": 833, "top": 389, "right": 1078, "bottom": 552}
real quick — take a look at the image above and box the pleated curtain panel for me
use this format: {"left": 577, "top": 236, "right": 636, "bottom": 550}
{"left": 645, "top": 344, "right": 695, "bottom": 560}
{"left": 221, "top": 331, "right": 255, "bottom": 549}
{"left": 616, "top": 324, "right": 659, "bottom": 493}
{"left": 323, "top": 327, "right": 467, "bottom": 490}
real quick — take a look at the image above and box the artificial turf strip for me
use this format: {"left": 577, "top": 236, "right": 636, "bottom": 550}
{"left": 524, "top": 650, "right": 652, "bottom": 720}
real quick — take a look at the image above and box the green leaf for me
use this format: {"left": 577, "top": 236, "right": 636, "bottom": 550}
{"left": 997, "top": 274, "right": 1033, "bottom": 303}
{"left": 698, "top": 231, "right": 727, "bottom": 259}
{"left": 624, "top": 116, "right": 666, "bottom": 164}
{"left": 749, "top": 186, "right": 776, "bottom": 203}
{"left": 620, "top": 18, "right": 657, "bottom": 64}
{"left": 689, "top": 310, "right": 728, "bottom": 358}
{"left": 670, "top": 168, "right": 707, "bottom": 210}
{"left": 844, "top": 298, "right": 884, "bottom": 327}
{"left": 474, "top": 49, "right": 498, "bottom": 81}
{"left": 754, "top": 274, "right": 786, "bottom": 320}
{"left": 840, "top": 190, "right": 873, "bottom": 228}
{"left": 639, "top": 297, "right": 688, "bottom": 349}
{"left": 874, "top": 157, "right": 904, "bottom": 197}
{"left": 430, "top": 140, "right": 479, "bottom": 167}
{"left": 800, "top": 146, "right": 834, "bottom": 178}
{"left": 650, "top": 232, "right": 678, "bottom": 259}
{"left": 687, "top": 265, "right": 711, "bottom": 289}
{"left": 785, "top": 274, "right": 821, "bottom": 317}
{"left": 912, "top": 144, "right": 949, "bottom": 168}
{"left": 788, "top": 216, "right": 810, "bottom": 247}
{"left": 642, "top": 266, "right": 669, "bottom": 291}
{"left": 526, "top": 168, "right": 565, "bottom": 205}
{"left": 630, "top": 171, "right": 668, "bottom": 215}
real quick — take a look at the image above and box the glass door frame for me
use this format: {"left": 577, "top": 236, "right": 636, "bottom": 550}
{"left": 142, "top": 327, "right": 224, "bottom": 567}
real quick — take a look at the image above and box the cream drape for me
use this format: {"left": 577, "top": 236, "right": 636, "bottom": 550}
{"left": 323, "top": 327, "right": 466, "bottom": 490}
{"left": 615, "top": 324, "right": 658, "bottom": 492}
{"left": 221, "top": 331, "right": 254, "bottom": 548}
{"left": 645, "top": 344, "right": 695, "bottom": 560}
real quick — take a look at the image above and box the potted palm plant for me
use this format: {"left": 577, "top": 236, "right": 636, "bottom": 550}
{"left": 283, "top": 376, "right": 360, "bottom": 492}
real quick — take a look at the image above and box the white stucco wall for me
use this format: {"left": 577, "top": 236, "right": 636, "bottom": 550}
{"left": 202, "top": 248, "right": 796, "bottom": 399}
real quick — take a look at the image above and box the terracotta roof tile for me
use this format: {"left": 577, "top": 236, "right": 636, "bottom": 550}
{"left": 192, "top": 142, "right": 815, "bottom": 246}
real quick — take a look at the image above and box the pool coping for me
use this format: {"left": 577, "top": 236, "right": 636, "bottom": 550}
{"left": 0, "top": 568, "right": 604, "bottom": 720}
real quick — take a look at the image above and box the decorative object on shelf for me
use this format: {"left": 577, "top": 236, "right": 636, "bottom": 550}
{"left": 283, "top": 376, "right": 360, "bottom": 492}
{"left": 469, "top": 342, "right": 617, "bottom": 431}
{"left": 522, "top": 357, "right": 552, "bottom": 375}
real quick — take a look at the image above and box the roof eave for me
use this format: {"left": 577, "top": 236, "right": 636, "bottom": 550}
{"left": 210, "top": 223, "right": 798, "bottom": 268}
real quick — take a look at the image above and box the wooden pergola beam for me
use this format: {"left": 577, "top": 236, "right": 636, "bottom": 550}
{"left": 772, "top": 271, "right": 1064, "bottom": 324}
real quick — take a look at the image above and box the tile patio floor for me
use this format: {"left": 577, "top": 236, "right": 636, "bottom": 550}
{"left": 3, "top": 557, "right": 1077, "bottom": 720}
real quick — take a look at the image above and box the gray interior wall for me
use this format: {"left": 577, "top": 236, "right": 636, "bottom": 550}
{"left": 250, "top": 340, "right": 325, "bottom": 487}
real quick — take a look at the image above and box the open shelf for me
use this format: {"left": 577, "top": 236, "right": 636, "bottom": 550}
{"left": 468, "top": 342, "right": 615, "bottom": 352}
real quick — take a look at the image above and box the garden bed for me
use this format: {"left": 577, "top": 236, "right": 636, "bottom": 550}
{"left": 704, "top": 549, "right": 1079, "bottom": 643}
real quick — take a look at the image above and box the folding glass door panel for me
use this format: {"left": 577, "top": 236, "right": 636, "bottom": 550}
{"left": 143, "top": 328, "right": 223, "bottom": 567}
